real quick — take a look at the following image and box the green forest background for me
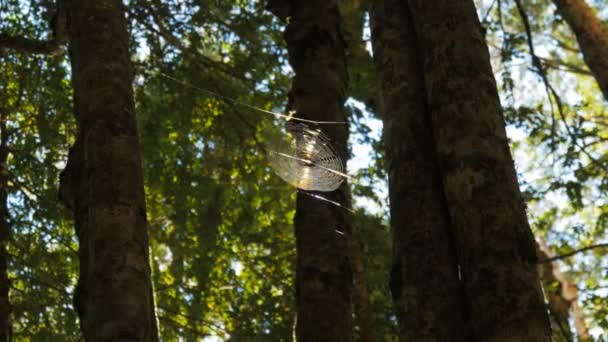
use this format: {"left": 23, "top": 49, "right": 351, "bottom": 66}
{"left": 0, "top": 0, "right": 607, "bottom": 340}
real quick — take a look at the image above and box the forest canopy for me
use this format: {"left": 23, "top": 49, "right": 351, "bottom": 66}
{"left": 0, "top": 0, "right": 607, "bottom": 340}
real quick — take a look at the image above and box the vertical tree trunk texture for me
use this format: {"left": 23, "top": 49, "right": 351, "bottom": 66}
{"left": 552, "top": 0, "right": 608, "bottom": 101}
{"left": 349, "top": 223, "right": 376, "bottom": 342}
{"left": 0, "top": 111, "right": 10, "bottom": 342}
{"left": 267, "top": 1, "right": 353, "bottom": 341}
{"left": 341, "top": 4, "right": 376, "bottom": 339}
{"left": 369, "top": 1, "right": 471, "bottom": 340}
{"left": 537, "top": 240, "right": 590, "bottom": 341}
{"left": 58, "top": 1, "right": 158, "bottom": 340}
{"left": 406, "top": 1, "right": 552, "bottom": 340}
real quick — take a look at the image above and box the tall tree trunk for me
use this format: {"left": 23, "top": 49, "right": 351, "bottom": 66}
{"left": 341, "top": 0, "right": 379, "bottom": 111}
{"left": 58, "top": 1, "right": 158, "bottom": 340}
{"left": 552, "top": 0, "right": 608, "bottom": 101}
{"left": 341, "top": 3, "right": 377, "bottom": 340}
{"left": 406, "top": 0, "right": 552, "bottom": 340}
{"left": 0, "top": 110, "right": 10, "bottom": 342}
{"left": 349, "top": 222, "right": 376, "bottom": 342}
{"left": 369, "top": 1, "right": 471, "bottom": 340}
{"left": 267, "top": 1, "right": 353, "bottom": 341}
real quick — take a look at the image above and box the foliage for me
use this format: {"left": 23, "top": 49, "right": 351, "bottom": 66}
{"left": 0, "top": 0, "right": 606, "bottom": 340}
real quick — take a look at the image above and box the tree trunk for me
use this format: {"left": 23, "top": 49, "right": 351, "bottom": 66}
{"left": 0, "top": 110, "right": 10, "bottom": 342}
{"left": 537, "top": 240, "right": 590, "bottom": 342}
{"left": 349, "top": 222, "right": 376, "bottom": 342}
{"left": 369, "top": 1, "right": 471, "bottom": 340}
{"left": 553, "top": 0, "right": 608, "bottom": 101}
{"left": 341, "top": 0, "right": 379, "bottom": 112}
{"left": 58, "top": 1, "right": 158, "bottom": 340}
{"left": 406, "top": 0, "right": 552, "bottom": 340}
{"left": 267, "top": 1, "right": 353, "bottom": 341}
{"left": 537, "top": 247, "right": 574, "bottom": 342}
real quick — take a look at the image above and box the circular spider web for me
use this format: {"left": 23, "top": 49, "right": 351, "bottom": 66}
{"left": 267, "top": 123, "right": 346, "bottom": 192}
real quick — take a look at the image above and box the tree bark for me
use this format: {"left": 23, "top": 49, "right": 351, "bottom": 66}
{"left": 0, "top": 110, "right": 10, "bottom": 342}
{"left": 349, "top": 222, "right": 376, "bottom": 342}
{"left": 369, "top": 1, "right": 471, "bottom": 340}
{"left": 267, "top": 1, "right": 353, "bottom": 341}
{"left": 58, "top": 1, "right": 158, "bottom": 340}
{"left": 406, "top": 0, "right": 552, "bottom": 340}
{"left": 552, "top": 0, "right": 608, "bottom": 101}
{"left": 537, "top": 239, "right": 590, "bottom": 342}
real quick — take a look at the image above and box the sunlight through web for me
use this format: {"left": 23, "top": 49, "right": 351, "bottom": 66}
{"left": 267, "top": 123, "right": 348, "bottom": 192}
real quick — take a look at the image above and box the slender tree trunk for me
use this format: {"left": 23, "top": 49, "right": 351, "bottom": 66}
{"left": 537, "top": 240, "right": 590, "bottom": 342}
{"left": 58, "top": 1, "right": 158, "bottom": 340}
{"left": 552, "top": 0, "right": 608, "bottom": 101}
{"left": 341, "top": 0, "right": 379, "bottom": 111}
{"left": 369, "top": 1, "right": 471, "bottom": 340}
{"left": 267, "top": 1, "right": 353, "bottom": 340}
{"left": 406, "top": 0, "right": 552, "bottom": 340}
{"left": 0, "top": 110, "right": 10, "bottom": 342}
{"left": 537, "top": 247, "right": 574, "bottom": 342}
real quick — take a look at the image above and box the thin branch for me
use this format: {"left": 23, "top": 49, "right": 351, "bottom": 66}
{"left": 513, "top": 0, "right": 559, "bottom": 150}
{"left": 0, "top": 1, "right": 67, "bottom": 56}
{"left": 481, "top": 0, "right": 498, "bottom": 26}
{"left": 539, "top": 243, "right": 608, "bottom": 263}
{"left": 513, "top": 0, "right": 607, "bottom": 172}
{"left": 133, "top": 0, "right": 254, "bottom": 87}
{"left": 548, "top": 35, "right": 580, "bottom": 53}
{"left": 0, "top": 33, "right": 64, "bottom": 56}
{"left": 538, "top": 56, "right": 593, "bottom": 76}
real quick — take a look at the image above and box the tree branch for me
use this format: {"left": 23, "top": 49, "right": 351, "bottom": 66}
{"left": 514, "top": 0, "right": 607, "bottom": 173}
{"left": 538, "top": 56, "right": 592, "bottom": 76}
{"left": 539, "top": 243, "right": 608, "bottom": 263}
{"left": 0, "top": 1, "right": 67, "bottom": 56}
{"left": 0, "top": 33, "right": 63, "bottom": 56}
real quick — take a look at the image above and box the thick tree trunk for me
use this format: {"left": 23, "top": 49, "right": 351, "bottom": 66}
{"left": 406, "top": 0, "right": 552, "bottom": 340}
{"left": 369, "top": 1, "right": 471, "bottom": 340}
{"left": 0, "top": 111, "right": 10, "bottom": 342}
{"left": 58, "top": 1, "right": 158, "bottom": 340}
{"left": 267, "top": 1, "right": 353, "bottom": 341}
{"left": 553, "top": 0, "right": 608, "bottom": 101}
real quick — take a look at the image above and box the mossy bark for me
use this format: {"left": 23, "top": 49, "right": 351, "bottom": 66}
{"left": 369, "top": 1, "right": 471, "bottom": 340}
{"left": 268, "top": 1, "right": 353, "bottom": 340}
{"left": 406, "top": 0, "right": 552, "bottom": 340}
{"left": 59, "top": 1, "right": 158, "bottom": 340}
{"left": 553, "top": 0, "right": 608, "bottom": 101}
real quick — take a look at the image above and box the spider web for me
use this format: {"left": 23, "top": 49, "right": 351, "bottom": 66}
{"left": 267, "top": 123, "right": 347, "bottom": 192}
